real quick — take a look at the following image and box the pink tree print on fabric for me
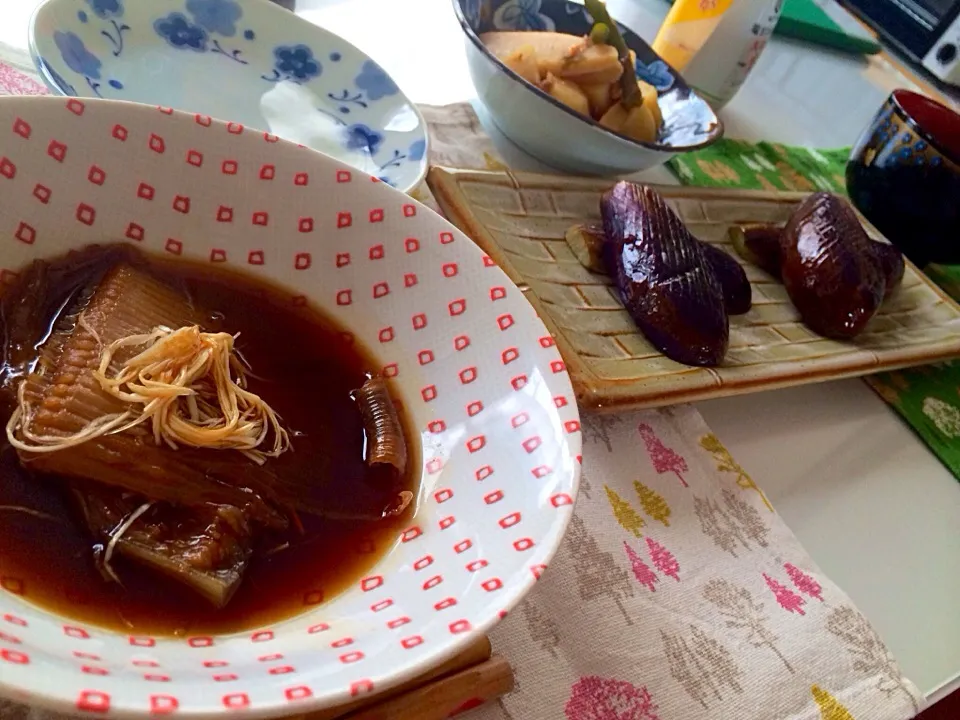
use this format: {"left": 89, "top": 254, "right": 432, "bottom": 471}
{"left": 565, "top": 676, "right": 661, "bottom": 720}
{"left": 763, "top": 573, "right": 806, "bottom": 615}
{"left": 0, "top": 64, "right": 49, "bottom": 96}
{"left": 645, "top": 536, "right": 680, "bottom": 581}
{"left": 624, "top": 541, "right": 658, "bottom": 592}
{"left": 785, "top": 563, "right": 824, "bottom": 602}
{"left": 638, "top": 423, "right": 689, "bottom": 487}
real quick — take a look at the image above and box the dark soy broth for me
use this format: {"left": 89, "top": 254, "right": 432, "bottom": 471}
{"left": 0, "top": 246, "right": 416, "bottom": 636}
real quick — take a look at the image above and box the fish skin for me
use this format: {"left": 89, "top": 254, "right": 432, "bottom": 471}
{"left": 71, "top": 483, "right": 253, "bottom": 608}
{"left": 601, "top": 182, "right": 729, "bottom": 366}
{"left": 780, "top": 192, "right": 886, "bottom": 339}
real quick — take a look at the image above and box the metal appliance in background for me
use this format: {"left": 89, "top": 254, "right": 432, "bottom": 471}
{"left": 839, "top": 0, "right": 960, "bottom": 86}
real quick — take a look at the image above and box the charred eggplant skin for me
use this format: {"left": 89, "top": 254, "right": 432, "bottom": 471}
{"left": 780, "top": 192, "right": 886, "bottom": 339}
{"left": 569, "top": 221, "right": 751, "bottom": 315}
{"left": 698, "top": 242, "right": 752, "bottom": 315}
{"left": 601, "top": 182, "right": 729, "bottom": 366}
{"left": 731, "top": 220, "right": 904, "bottom": 299}
{"left": 729, "top": 223, "right": 782, "bottom": 278}
{"left": 872, "top": 242, "right": 905, "bottom": 298}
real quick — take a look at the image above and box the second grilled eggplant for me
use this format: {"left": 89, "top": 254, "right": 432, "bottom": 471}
{"left": 601, "top": 182, "right": 729, "bottom": 366}
{"left": 780, "top": 192, "right": 886, "bottom": 339}
{"left": 730, "top": 221, "right": 904, "bottom": 299}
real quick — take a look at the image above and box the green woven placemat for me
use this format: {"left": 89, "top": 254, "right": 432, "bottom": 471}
{"left": 668, "top": 141, "right": 960, "bottom": 480}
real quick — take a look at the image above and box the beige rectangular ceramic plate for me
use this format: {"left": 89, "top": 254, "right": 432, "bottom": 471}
{"left": 427, "top": 166, "right": 960, "bottom": 411}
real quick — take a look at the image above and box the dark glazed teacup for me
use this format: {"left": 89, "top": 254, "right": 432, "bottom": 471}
{"left": 846, "top": 89, "right": 960, "bottom": 267}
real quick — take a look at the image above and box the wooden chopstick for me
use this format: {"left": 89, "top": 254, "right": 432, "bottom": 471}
{"left": 298, "top": 635, "right": 495, "bottom": 720}
{"left": 344, "top": 656, "right": 514, "bottom": 720}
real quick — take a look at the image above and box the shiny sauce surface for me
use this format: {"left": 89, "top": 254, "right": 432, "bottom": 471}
{"left": 0, "top": 247, "right": 416, "bottom": 635}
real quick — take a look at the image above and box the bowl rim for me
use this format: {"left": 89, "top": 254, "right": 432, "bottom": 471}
{"left": 451, "top": 0, "right": 723, "bottom": 153}
{"left": 25, "top": 0, "right": 431, "bottom": 194}
{"left": 891, "top": 88, "right": 960, "bottom": 168}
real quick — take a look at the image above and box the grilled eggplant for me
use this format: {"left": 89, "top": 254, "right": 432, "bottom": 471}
{"left": 780, "top": 192, "right": 886, "bottom": 339}
{"left": 566, "top": 222, "right": 751, "bottom": 314}
{"left": 729, "top": 223, "right": 783, "bottom": 278}
{"left": 873, "top": 242, "right": 905, "bottom": 298}
{"left": 601, "top": 182, "right": 729, "bottom": 366}
{"left": 698, "top": 242, "right": 752, "bottom": 315}
{"left": 730, "top": 220, "right": 903, "bottom": 300}
{"left": 565, "top": 223, "right": 607, "bottom": 273}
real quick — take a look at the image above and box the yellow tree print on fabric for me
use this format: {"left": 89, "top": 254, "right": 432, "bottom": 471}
{"left": 812, "top": 685, "right": 855, "bottom": 720}
{"left": 605, "top": 485, "right": 645, "bottom": 538}
{"left": 634, "top": 481, "right": 671, "bottom": 526}
{"left": 699, "top": 433, "right": 774, "bottom": 512}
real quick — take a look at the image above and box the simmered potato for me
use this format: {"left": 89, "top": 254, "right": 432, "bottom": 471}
{"left": 502, "top": 45, "right": 540, "bottom": 85}
{"left": 621, "top": 104, "right": 657, "bottom": 143}
{"left": 482, "top": 31, "right": 622, "bottom": 84}
{"left": 542, "top": 72, "right": 591, "bottom": 116}
{"left": 481, "top": 29, "right": 664, "bottom": 140}
{"left": 580, "top": 81, "right": 615, "bottom": 117}
{"left": 638, "top": 80, "right": 662, "bottom": 129}
{"left": 598, "top": 102, "right": 629, "bottom": 132}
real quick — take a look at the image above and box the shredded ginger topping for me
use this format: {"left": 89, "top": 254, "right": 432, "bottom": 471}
{"left": 7, "top": 323, "right": 292, "bottom": 464}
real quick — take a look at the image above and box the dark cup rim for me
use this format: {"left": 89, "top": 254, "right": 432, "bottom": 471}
{"left": 891, "top": 88, "right": 960, "bottom": 167}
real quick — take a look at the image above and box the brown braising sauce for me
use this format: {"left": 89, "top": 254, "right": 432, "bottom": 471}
{"left": 0, "top": 245, "right": 417, "bottom": 635}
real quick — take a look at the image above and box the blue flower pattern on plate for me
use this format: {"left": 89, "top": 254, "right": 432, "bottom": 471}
{"left": 86, "top": 0, "right": 122, "bottom": 19}
{"left": 408, "top": 139, "right": 426, "bottom": 162}
{"left": 345, "top": 124, "right": 384, "bottom": 155}
{"left": 635, "top": 59, "right": 674, "bottom": 91}
{"left": 355, "top": 60, "right": 398, "bottom": 101}
{"left": 263, "top": 44, "right": 321, "bottom": 82}
{"left": 187, "top": 0, "right": 241, "bottom": 37}
{"left": 53, "top": 30, "right": 120, "bottom": 97}
{"left": 155, "top": 13, "right": 208, "bottom": 51}
{"left": 493, "top": 0, "right": 556, "bottom": 31}
{"left": 155, "top": 1, "right": 247, "bottom": 63}
{"left": 85, "top": 0, "right": 129, "bottom": 58}
{"left": 55, "top": 30, "right": 101, "bottom": 77}
{"left": 328, "top": 89, "right": 367, "bottom": 113}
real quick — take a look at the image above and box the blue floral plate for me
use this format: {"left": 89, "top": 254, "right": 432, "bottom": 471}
{"left": 28, "top": 0, "right": 428, "bottom": 191}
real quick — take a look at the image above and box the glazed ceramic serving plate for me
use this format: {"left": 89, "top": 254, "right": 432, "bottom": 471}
{"left": 0, "top": 97, "right": 580, "bottom": 717}
{"left": 28, "top": 0, "right": 428, "bottom": 191}
{"left": 452, "top": 0, "right": 722, "bottom": 175}
{"left": 427, "top": 166, "right": 960, "bottom": 410}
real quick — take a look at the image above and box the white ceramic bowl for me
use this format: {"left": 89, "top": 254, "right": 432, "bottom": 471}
{"left": 453, "top": 0, "right": 723, "bottom": 176}
{"left": 0, "top": 96, "right": 580, "bottom": 717}
{"left": 28, "top": 0, "right": 428, "bottom": 192}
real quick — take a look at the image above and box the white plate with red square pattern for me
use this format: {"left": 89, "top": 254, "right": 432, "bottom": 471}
{"left": 0, "top": 96, "right": 581, "bottom": 718}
